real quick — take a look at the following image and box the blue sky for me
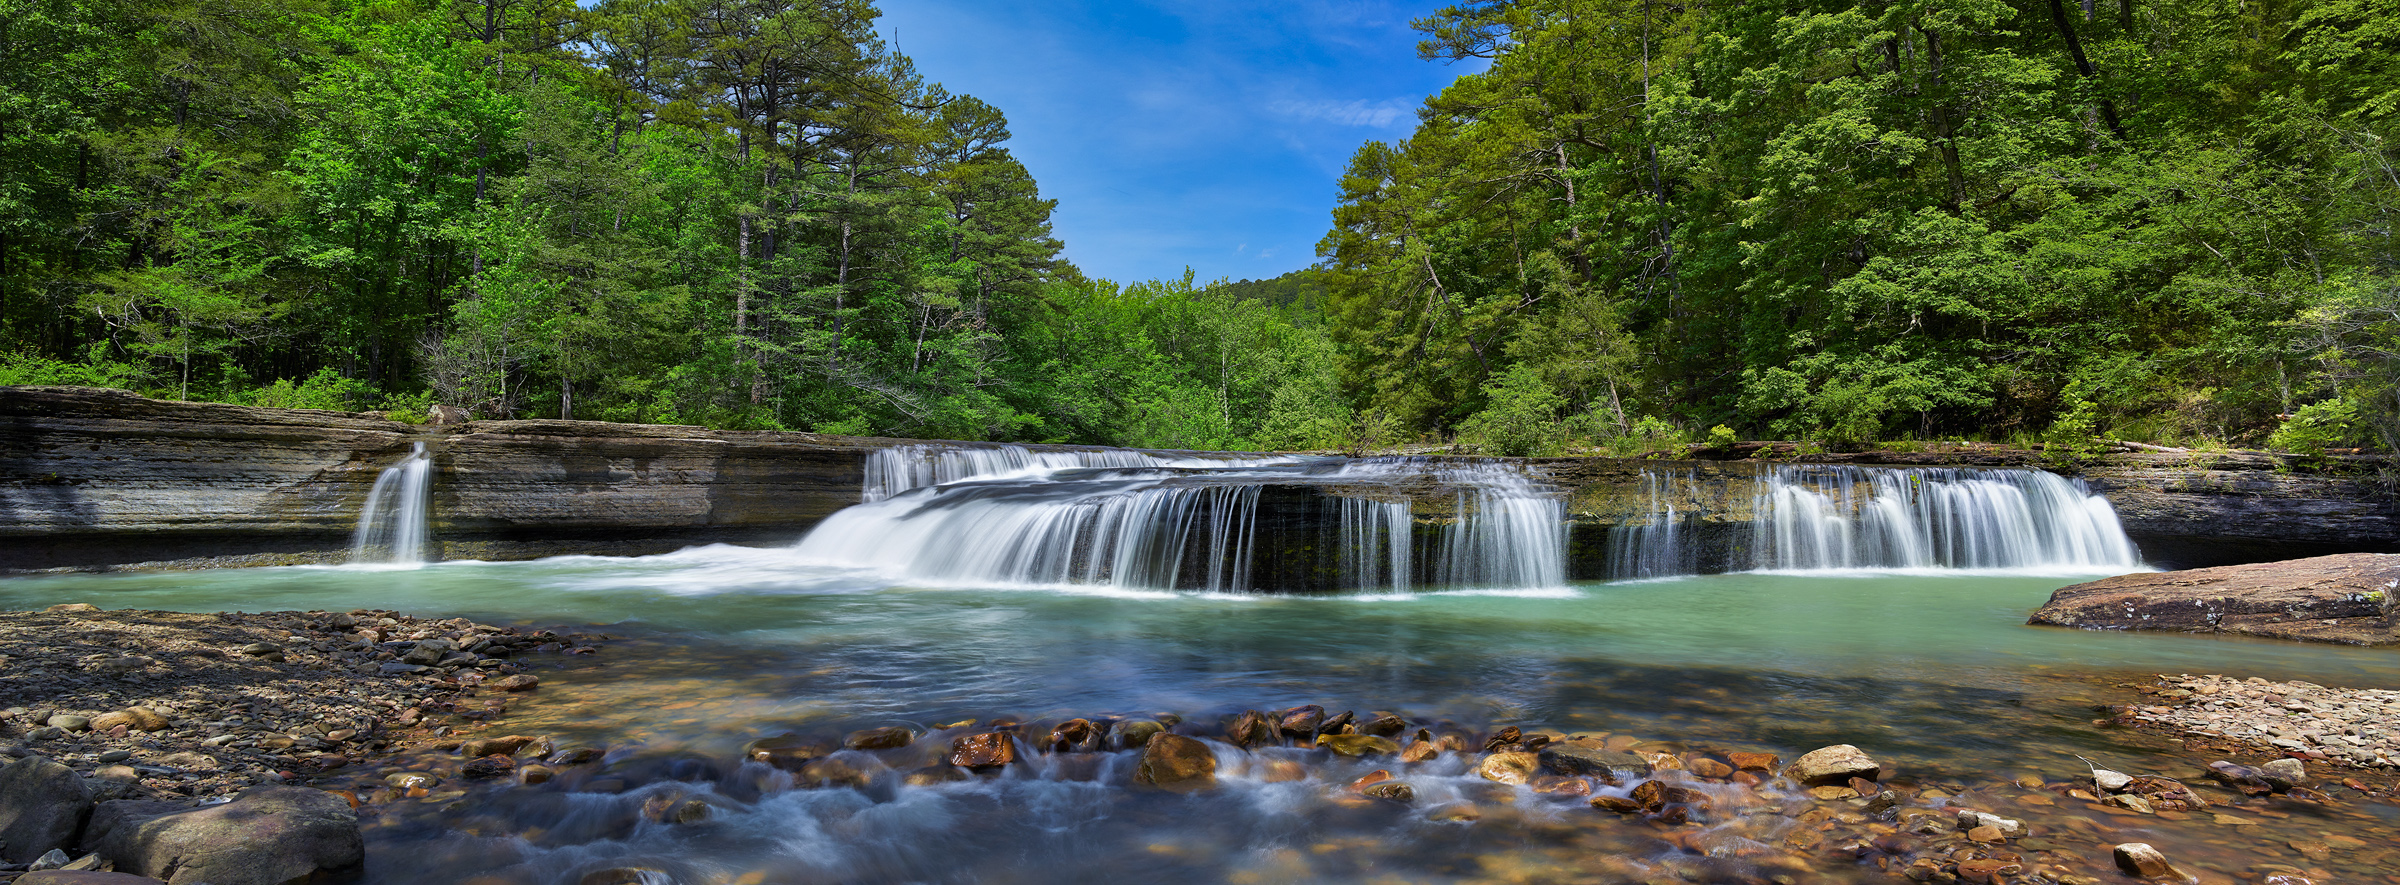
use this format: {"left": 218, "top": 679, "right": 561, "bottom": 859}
{"left": 875, "top": 1, "right": 1483, "bottom": 285}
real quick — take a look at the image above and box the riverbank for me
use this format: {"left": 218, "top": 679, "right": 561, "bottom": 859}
{"left": 0, "top": 606, "right": 599, "bottom": 800}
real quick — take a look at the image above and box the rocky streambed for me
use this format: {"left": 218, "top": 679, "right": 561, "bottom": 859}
{"left": 0, "top": 606, "right": 603, "bottom": 881}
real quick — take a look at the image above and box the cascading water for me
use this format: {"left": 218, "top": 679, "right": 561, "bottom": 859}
{"left": 1610, "top": 463, "right": 2141, "bottom": 575}
{"left": 350, "top": 442, "right": 433, "bottom": 566}
{"left": 802, "top": 447, "right": 1569, "bottom": 592}
{"left": 1607, "top": 467, "right": 1700, "bottom": 579}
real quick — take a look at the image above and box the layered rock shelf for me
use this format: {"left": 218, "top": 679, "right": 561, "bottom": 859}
{"left": 2027, "top": 553, "right": 2400, "bottom": 645}
{"left": 7, "top": 385, "right": 2398, "bottom": 574}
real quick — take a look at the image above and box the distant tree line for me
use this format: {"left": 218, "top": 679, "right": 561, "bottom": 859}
{"left": 1320, "top": 0, "right": 2400, "bottom": 456}
{"left": 0, "top": 0, "right": 1347, "bottom": 449}
{"left": 7, "top": 0, "right": 2396, "bottom": 457}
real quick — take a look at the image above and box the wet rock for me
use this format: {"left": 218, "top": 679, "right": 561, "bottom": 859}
{"left": 1787, "top": 744, "right": 1880, "bottom": 786}
{"left": 1315, "top": 734, "right": 1399, "bottom": 758}
{"left": 462, "top": 755, "right": 517, "bottom": 779}
{"left": 0, "top": 754, "right": 96, "bottom": 863}
{"left": 844, "top": 726, "right": 914, "bottom": 752}
{"left": 1480, "top": 726, "right": 1523, "bottom": 753}
{"left": 1725, "top": 751, "right": 1780, "bottom": 772}
{"left": 1361, "top": 781, "right": 1413, "bottom": 802}
{"left": 1528, "top": 775, "right": 1590, "bottom": 796}
{"left": 2104, "top": 793, "right": 2155, "bottom": 814}
{"left": 547, "top": 746, "right": 605, "bottom": 766}
{"left": 1277, "top": 705, "right": 1324, "bottom": 739}
{"left": 1957, "top": 858, "right": 2020, "bottom": 884}
{"left": 90, "top": 786, "right": 362, "bottom": 885}
{"left": 1133, "top": 734, "right": 1217, "bottom": 793}
{"left": 2112, "top": 843, "right": 2180, "bottom": 879}
{"left": 1806, "top": 785, "right": 1860, "bottom": 800}
{"left": 1109, "top": 719, "right": 1165, "bottom": 751}
{"left": 2260, "top": 758, "right": 2310, "bottom": 789}
{"left": 1687, "top": 757, "right": 1734, "bottom": 779}
{"left": 1589, "top": 794, "right": 1644, "bottom": 814}
{"left": 1319, "top": 711, "right": 1356, "bottom": 735}
{"left": 1359, "top": 713, "right": 1407, "bottom": 737}
{"left": 29, "top": 849, "right": 70, "bottom": 871}
{"left": 744, "top": 736, "right": 831, "bottom": 772}
{"left": 1400, "top": 739, "right": 1439, "bottom": 764}
{"left": 1956, "top": 811, "right": 2027, "bottom": 839}
{"left": 490, "top": 674, "right": 540, "bottom": 692}
{"left": 796, "top": 755, "right": 876, "bottom": 790}
{"left": 948, "top": 733, "right": 1018, "bottom": 771}
{"left": 1477, "top": 752, "right": 1540, "bottom": 785}
{"left": 1223, "top": 711, "right": 1275, "bottom": 748}
{"left": 460, "top": 736, "right": 535, "bottom": 758}
{"left": 383, "top": 773, "right": 437, "bottom": 790}
{"left": 1538, "top": 742, "right": 1642, "bottom": 780}
{"left": 518, "top": 764, "right": 555, "bottom": 785}
{"left": 1043, "top": 720, "right": 1098, "bottom": 753}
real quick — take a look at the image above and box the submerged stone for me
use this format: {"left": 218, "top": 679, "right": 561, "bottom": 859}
{"left": 844, "top": 726, "right": 914, "bottom": 752}
{"left": 1315, "top": 734, "right": 1399, "bottom": 757}
{"left": 1134, "top": 734, "right": 1217, "bottom": 793}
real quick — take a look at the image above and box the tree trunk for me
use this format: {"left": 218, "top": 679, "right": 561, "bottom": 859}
{"left": 2046, "top": 0, "right": 2128, "bottom": 140}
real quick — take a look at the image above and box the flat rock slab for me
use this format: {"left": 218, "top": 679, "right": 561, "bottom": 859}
{"left": 2029, "top": 553, "right": 2400, "bottom": 645}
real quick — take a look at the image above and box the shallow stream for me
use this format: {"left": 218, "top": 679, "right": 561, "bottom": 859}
{"left": 5, "top": 552, "right": 2397, "bottom": 884}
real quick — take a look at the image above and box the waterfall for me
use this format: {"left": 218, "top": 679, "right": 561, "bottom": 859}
{"left": 351, "top": 442, "right": 433, "bottom": 566}
{"left": 804, "top": 449, "right": 1568, "bottom": 593}
{"left": 1610, "top": 464, "right": 2140, "bottom": 575}
{"left": 1429, "top": 463, "right": 1568, "bottom": 589}
{"left": 1608, "top": 468, "right": 1700, "bottom": 579}
{"left": 859, "top": 444, "right": 1295, "bottom": 503}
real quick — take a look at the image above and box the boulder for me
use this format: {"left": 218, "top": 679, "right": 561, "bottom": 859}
{"left": 1476, "top": 752, "right": 1540, "bottom": 785}
{"left": 2113, "top": 843, "right": 2180, "bottom": 879}
{"left": 1133, "top": 734, "right": 1217, "bottom": 793}
{"left": 1223, "top": 711, "right": 1275, "bottom": 748}
{"left": 2029, "top": 554, "right": 2400, "bottom": 645}
{"left": 0, "top": 754, "right": 95, "bottom": 863}
{"left": 1277, "top": 705, "right": 1324, "bottom": 739}
{"left": 90, "top": 786, "right": 363, "bottom": 885}
{"left": 1786, "top": 744, "right": 1880, "bottom": 786}
{"left": 1109, "top": 720, "right": 1165, "bottom": 750}
{"left": 947, "top": 733, "right": 1018, "bottom": 770}
{"left": 1539, "top": 742, "right": 1644, "bottom": 780}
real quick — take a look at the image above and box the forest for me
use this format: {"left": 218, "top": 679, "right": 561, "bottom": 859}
{"left": 3, "top": 0, "right": 2396, "bottom": 457}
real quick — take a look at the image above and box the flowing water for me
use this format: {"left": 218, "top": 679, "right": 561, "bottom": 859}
{"left": 3, "top": 450, "right": 2395, "bottom": 884}
{"left": 352, "top": 442, "right": 435, "bottom": 566}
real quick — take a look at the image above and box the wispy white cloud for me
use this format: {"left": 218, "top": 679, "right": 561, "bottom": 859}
{"left": 1268, "top": 97, "right": 1418, "bottom": 128}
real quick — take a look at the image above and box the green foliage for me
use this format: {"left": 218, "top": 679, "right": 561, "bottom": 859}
{"left": 1459, "top": 363, "right": 1567, "bottom": 457}
{"left": 2043, "top": 397, "right": 2104, "bottom": 470}
{"left": 2270, "top": 399, "right": 2371, "bottom": 458}
{"left": 1707, "top": 424, "right": 1738, "bottom": 450}
{"left": 0, "top": 351, "right": 149, "bottom": 389}
{"left": 236, "top": 368, "right": 376, "bottom": 411}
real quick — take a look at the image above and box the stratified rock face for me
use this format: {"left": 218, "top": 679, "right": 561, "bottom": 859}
{"left": 2082, "top": 454, "right": 2400, "bottom": 568}
{"left": 2028, "top": 553, "right": 2400, "bottom": 646}
{"left": 0, "top": 387, "right": 881, "bottom": 570}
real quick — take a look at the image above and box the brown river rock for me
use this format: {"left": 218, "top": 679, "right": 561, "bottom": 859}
{"left": 2029, "top": 553, "right": 2400, "bottom": 645}
{"left": 1133, "top": 734, "right": 1217, "bottom": 792}
{"left": 947, "top": 733, "right": 1018, "bottom": 770}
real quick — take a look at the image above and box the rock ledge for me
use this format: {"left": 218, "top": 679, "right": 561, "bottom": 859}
{"left": 2027, "top": 554, "right": 2400, "bottom": 645}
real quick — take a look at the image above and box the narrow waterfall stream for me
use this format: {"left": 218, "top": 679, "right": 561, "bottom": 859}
{"left": 797, "top": 446, "right": 1567, "bottom": 593}
{"left": 350, "top": 442, "right": 433, "bottom": 566}
{"left": 1609, "top": 463, "right": 2142, "bottom": 576}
